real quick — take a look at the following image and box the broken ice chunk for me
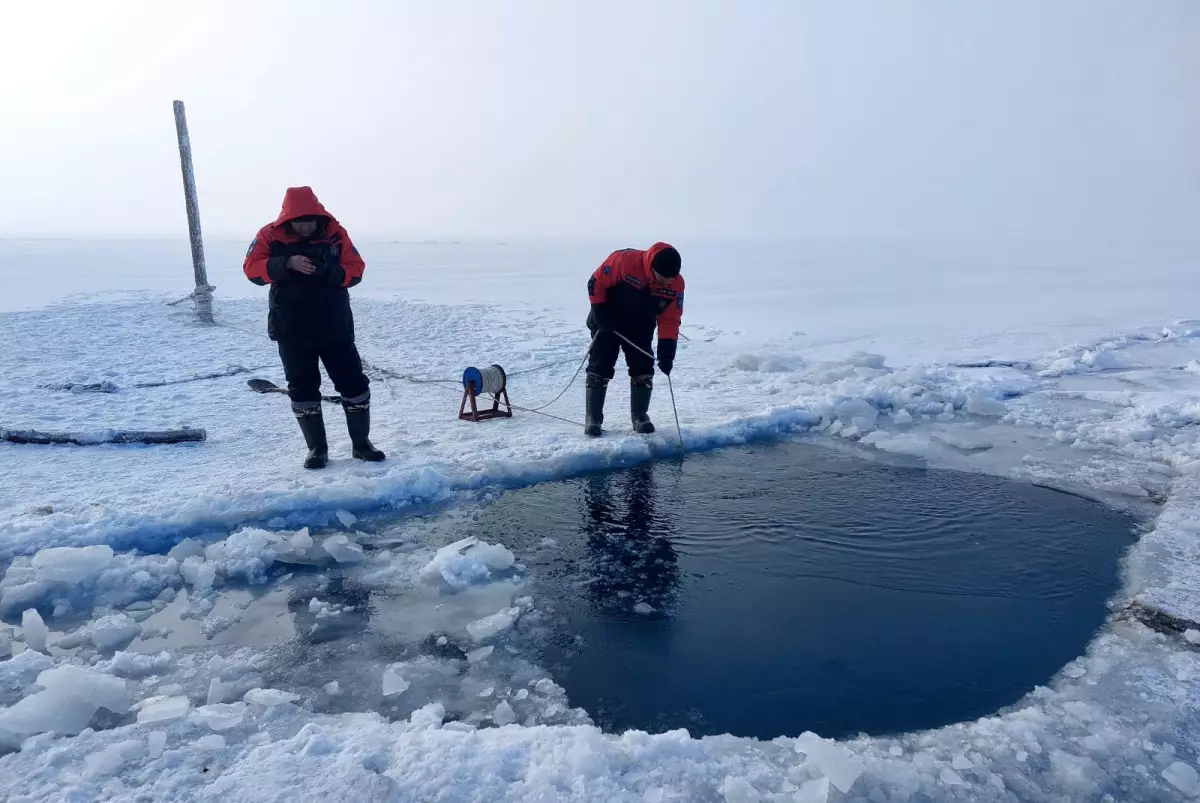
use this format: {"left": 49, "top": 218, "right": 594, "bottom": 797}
{"left": 335, "top": 510, "right": 358, "bottom": 528}
{"left": 323, "top": 535, "right": 364, "bottom": 564}
{"left": 137, "top": 696, "right": 191, "bottom": 724}
{"left": 191, "top": 702, "right": 247, "bottom": 731}
{"left": 21, "top": 609, "right": 48, "bottom": 653}
{"left": 167, "top": 539, "right": 204, "bottom": 562}
{"left": 0, "top": 665, "right": 130, "bottom": 737}
{"left": 51, "top": 629, "right": 88, "bottom": 651}
{"left": 471, "top": 542, "right": 515, "bottom": 571}
{"left": 195, "top": 734, "right": 226, "bottom": 750}
{"left": 939, "top": 767, "right": 964, "bottom": 786}
{"left": 290, "top": 528, "right": 314, "bottom": 551}
{"left": 633, "top": 602, "right": 654, "bottom": 615}
{"left": 31, "top": 545, "right": 113, "bottom": 583}
{"left": 90, "top": 614, "right": 141, "bottom": 652}
{"left": 965, "top": 393, "right": 1006, "bottom": 417}
{"left": 382, "top": 664, "right": 410, "bottom": 696}
{"left": 147, "top": 730, "right": 167, "bottom": 758}
{"left": 207, "top": 678, "right": 227, "bottom": 705}
{"left": 180, "top": 558, "right": 216, "bottom": 591}
{"left": 720, "top": 776, "right": 761, "bottom": 803}
{"left": 408, "top": 702, "right": 446, "bottom": 731}
{"left": 1062, "top": 662, "right": 1087, "bottom": 679}
{"left": 243, "top": 688, "right": 300, "bottom": 707}
{"left": 793, "top": 776, "right": 831, "bottom": 803}
{"left": 323, "top": 681, "right": 341, "bottom": 695}
{"left": 492, "top": 700, "right": 516, "bottom": 726}
{"left": 466, "top": 646, "right": 494, "bottom": 664}
{"left": 1163, "top": 762, "right": 1199, "bottom": 796}
{"left": 465, "top": 607, "right": 519, "bottom": 641}
{"left": 794, "top": 731, "right": 864, "bottom": 794}
{"left": 82, "top": 738, "right": 144, "bottom": 780}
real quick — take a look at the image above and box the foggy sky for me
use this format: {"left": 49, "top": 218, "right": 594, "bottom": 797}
{"left": 1, "top": 1, "right": 1197, "bottom": 243}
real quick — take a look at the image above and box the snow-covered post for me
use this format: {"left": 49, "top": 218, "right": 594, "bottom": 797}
{"left": 172, "top": 100, "right": 214, "bottom": 324}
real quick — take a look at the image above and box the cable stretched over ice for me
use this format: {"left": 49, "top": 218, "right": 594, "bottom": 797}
{"left": 40, "top": 365, "right": 274, "bottom": 395}
{"left": 222, "top": 318, "right": 682, "bottom": 440}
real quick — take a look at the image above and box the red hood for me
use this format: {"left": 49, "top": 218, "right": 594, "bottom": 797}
{"left": 273, "top": 186, "right": 336, "bottom": 227}
{"left": 642, "top": 241, "right": 677, "bottom": 274}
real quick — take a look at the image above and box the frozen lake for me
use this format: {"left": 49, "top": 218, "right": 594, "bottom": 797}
{"left": 1, "top": 237, "right": 1198, "bottom": 801}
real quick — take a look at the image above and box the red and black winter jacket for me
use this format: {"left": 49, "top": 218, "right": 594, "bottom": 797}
{"left": 243, "top": 187, "right": 366, "bottom": 343}
{"left": 587, "top": 242, "right": 685, "bottom": 362}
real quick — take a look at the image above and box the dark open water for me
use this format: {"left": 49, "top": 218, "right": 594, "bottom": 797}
{"left": 477, "top": 441, "right": 1136, "bottom": 739}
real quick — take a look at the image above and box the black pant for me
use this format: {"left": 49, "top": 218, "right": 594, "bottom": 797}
{"left": 277, "top": 339, "right": 370, "bottom": 405}
{"left": 587, "top": 326, "right": 654, "bottom": 381}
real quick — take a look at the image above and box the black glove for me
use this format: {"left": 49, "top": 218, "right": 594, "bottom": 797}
{"left": 657, "top": 338, "right": 677, "bottom": 375}
{"left": 308, "top": 245, "right": 348, "bottom": 286}
{"left": 589, "top": 303, "right": 612, "bottom": 333}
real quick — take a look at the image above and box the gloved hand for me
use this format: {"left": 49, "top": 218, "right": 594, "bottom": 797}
{"left": 306, "top": 246, "right": 335, "bottom": 278}
{"left": 657, "top": 338, "right": 677, "bottom": 376}
{"left": 589, "top": 303, "right": 612, "bottom": 333}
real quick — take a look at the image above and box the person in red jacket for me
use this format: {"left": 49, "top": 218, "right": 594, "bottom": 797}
{"left": 244, "top": 187, "right": 385, "bottom": 469}
{"left": 584, "top": 242, "right": 684, "bottom": 436}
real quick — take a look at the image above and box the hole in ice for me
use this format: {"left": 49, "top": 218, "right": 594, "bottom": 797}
{"left": 0, "top": 440, "right": 1136, "bottom": 744}
{"left": 470, "top": 439, "right": 1137, "bottom": 739}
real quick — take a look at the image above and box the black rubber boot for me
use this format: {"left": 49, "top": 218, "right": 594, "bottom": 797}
{"left": 631, "top": 377, "right": 655, "bottom": 434}
{"left": 293, "top": 404, "right": 328, "bottom": 469}
{"left": 584, "top": 375, "right": 607, "bottom": 437}
{"left": 343, "top": 400, "right": 386, "bottom": 462}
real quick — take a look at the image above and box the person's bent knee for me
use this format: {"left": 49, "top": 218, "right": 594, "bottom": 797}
{"left": 341, "top": 389, "right": 370, "bottom": 410}
{"left": 291, "top": 400, "right": 322, "bottom": 417}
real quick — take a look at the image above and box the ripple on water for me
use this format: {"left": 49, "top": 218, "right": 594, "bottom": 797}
{"left": 479, "top": 439, "right": 1137, "bottom": 739}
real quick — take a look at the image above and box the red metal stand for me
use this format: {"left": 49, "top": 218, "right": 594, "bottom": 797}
{"left": 459, "top": 385, "right": 513, "bottom": 422}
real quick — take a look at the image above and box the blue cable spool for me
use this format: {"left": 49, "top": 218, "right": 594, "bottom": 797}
{"left": 462, "top": 364, "right": 507, "bottom": 395}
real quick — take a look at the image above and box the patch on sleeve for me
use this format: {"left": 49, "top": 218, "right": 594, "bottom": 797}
{"left": 603, "top": 265, "right": 611, "bottom": 274}
{"left": 245, "top": 239, "right": 257, "bottom": 257}
{"left": 677, "top": 292, "right": 684, "bottom": 311}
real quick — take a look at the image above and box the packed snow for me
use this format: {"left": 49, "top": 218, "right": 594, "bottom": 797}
{"left": 0, "top": 239, "right": 1199, "bottom": 800}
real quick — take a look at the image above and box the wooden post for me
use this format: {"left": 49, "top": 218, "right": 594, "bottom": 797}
{"left": 172, "top": 100, "right": 214, "bottom": 323}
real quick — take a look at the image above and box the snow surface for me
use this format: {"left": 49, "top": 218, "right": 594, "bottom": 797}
{"left": 1, "top": 239, "right": 1200, "bottom": 800}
